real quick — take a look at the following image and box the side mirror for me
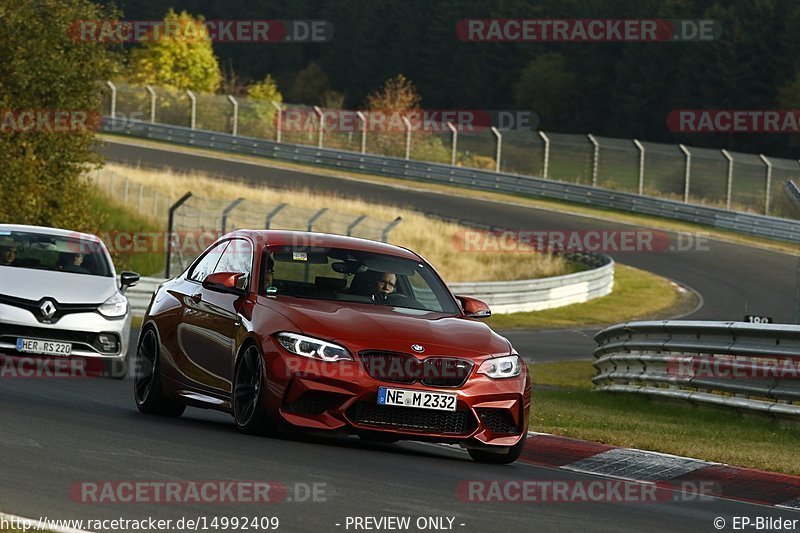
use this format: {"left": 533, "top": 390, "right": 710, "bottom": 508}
{"left": 203, "top": 272, "right": 247, "bottom": 296}
{"left": 119, "top": 271, "right": 140, "bottom": 294}
{"left": 455, "top": 295, "right": 492, "bottom": 318}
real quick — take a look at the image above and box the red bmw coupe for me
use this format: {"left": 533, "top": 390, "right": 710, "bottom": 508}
{"left": 134, "top": 230, "right": 531, "bottom": 463}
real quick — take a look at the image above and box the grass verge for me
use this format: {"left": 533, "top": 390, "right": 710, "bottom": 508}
{"left": 100, "top": 135, "right": 800, "bottom": 257}
{"left": 485, "top": 264, "right": 694, "bottom": 330}
{"left": 529, "top": 359, "right": 800, "bottom": 475}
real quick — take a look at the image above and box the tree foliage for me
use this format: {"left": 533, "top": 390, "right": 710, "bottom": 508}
{"left": 0, "top": 0, "right": 120, "bottom": 229}
{"left": 127, "top": 9, "right": 222, "bottom": 92}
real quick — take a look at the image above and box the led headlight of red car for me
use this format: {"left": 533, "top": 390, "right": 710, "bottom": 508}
{"left": 276, "top": 332, "right": 354, "bottom": 362}
{"left": 476, "top": 354, "right": 521, "bottom": 379}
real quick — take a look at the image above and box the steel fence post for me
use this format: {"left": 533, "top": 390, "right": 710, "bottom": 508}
{"left": 264, "top": 203, "right": 288, "bottom": 229}
{"left": 356, "top": 111, "right": 367, "bottom": 154}
{"left": 186, "top": 90, "right": 196, "bottom": 130}
{"left": 227, "top": 95, "right": 238, "bottom": 136}
{"left": 138, "top": 183, "right": 144, "bottom": 213}
{"left": 633, "top": 139, "right": 645, "bottom": 195}
{"left": 314, "top": 106, "right": 324, "bottom": 148}
{"left": 347, "top": 215, "right": 368, "bottom": 236}
{"left": 272, "top": 102, "right": 282, "bottom": 143}
{"left": 307, "top": 208, "right": 328, "bottom": 231}
{"left": 588, "top": 134, "right": 600, "bottom": 187}
{"left": 166, "top": 192, "right": 192, "bottom": 278}
{"left": 105, "top": 81, "right": 116, "bottom": 120}
{"left": 381, "top": 217, "right": 402, "bottom": 242}
{"left": 760, "top": 154, "right": 773, "bottom": 215}
{"left": 145, "top": 85, "right": 156, "bottom": 124}
{"left": 403, "top": 116, "right": 412, "bottom": 160}
{"left": 722, "top": 149, "right": 734, "bottom": 210}
{"left": 491, "top": 127, "right": 502, "bottom": 172}
{"left": 679, "top": 144, "right": 691, "bottom": 203}
{"left": 221, "top": 198, "right": 245, "bottom": 234}
{"left": 539, "top": 131, "right": 550, "bottom": 179}
{"left": 124, "top": 179, "right": 129, "bottom": 204}
{"left": 447, "top": 122, "right": 458, "bottom": 166}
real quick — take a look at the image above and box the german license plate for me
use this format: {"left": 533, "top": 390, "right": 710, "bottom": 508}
{"left": 16, "top": 338, "right": 72, "bottom": 357}
{"left": 377, "top": 387, "right": 457, "bottom": 411}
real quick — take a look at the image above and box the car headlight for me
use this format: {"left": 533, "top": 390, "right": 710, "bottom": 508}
{"left": 98, "top": 291, "right": 128, "bottom": 318}
{"left": 477, "top": 354, "right": 521, "bottom": 379}
{"left": 276, "top": 332, "right": 353, "bottom": 362}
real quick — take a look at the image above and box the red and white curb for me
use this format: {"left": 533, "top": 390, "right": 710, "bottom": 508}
{"left": 520, "top": 432, "right": 800, "bottom": 510}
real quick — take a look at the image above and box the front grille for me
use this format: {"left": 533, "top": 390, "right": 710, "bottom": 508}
{"left": 0, "top": 294, "right": 99, "bottom": 324}
{"left": 477, "top": 408, "right": 520, "bottom": 434}
{"left": 348, "top": 401, "right": 473, "bottom": 434}
{"left": 282, "top": 391, "right": 342, "bottom": 415}
{"left": 0, "top": 324, "right": 119, "bottom": 354}
{"left": 359, "top": 351, "right": 473, "bottom": 387}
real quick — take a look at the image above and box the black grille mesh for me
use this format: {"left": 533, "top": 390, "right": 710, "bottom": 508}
{"left": 348, "top": 401, "right": 472, "bottom": 434}
{"left": 282, "top": 391, "right": 342, "bottom": 415}
{"left": 359, "top": 352, "right": 472, "bottom": 387}
{"left": 0, "top": 324, "right": 118, "bottom": 354}
{"left": 477, "top": 408, "right": 519, "bottom": 434}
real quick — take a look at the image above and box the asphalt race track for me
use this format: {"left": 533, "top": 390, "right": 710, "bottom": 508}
{"left": 1, "top": 377, "right": 797, "bottom": 533}
{"left": 1, "top": 139, "right": 797, "bottom": 532}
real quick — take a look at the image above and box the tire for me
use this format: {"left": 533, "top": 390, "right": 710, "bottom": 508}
{"left": 468, "top": 432, "right": 527, "bottom": 465}
{"left": 133, "top": 328, "right": 185, "bottom": 417}
{"left": 232, "top": 344, "right": 275, "bottom": 436}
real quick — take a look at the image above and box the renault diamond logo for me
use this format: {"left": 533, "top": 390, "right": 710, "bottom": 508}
{"left": 40, "top": 300, "right": 56, "bottom": 319}
{"left": 411, "top": 344, "right": 425, "bottom": 353}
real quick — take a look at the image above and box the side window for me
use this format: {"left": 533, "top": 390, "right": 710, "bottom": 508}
{"left": 214, "top": 239, "right": 253, "bottom": 289}
{"left": 188, "top": 241, "right": 229, "bottom": 282}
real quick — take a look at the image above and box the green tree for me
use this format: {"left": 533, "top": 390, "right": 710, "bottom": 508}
{"left": 287, "top": 62, "right": 330, "bottom": 105}
{"left": 514, "top": 53, "right": 579, "bottom": 128}
{"left": 128, "top": 10, "right": 222, "bottom": 92}
{"left": 241, "top": 75, "right": 283, "bottom": 135}
{"left": 0, "top": 0, "right": 120, "bottom": 229}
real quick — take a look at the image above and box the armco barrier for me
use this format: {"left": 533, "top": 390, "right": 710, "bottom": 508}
{"left": 593, "top": 321, "right": 800, "bottom": 418}
{"left": 101, "top": 118, "right": 800, "bottom": 245}
{"left": 127, "top": 254, "right": 613, "bottom": 317}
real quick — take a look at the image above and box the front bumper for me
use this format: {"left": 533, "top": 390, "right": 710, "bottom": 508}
{"left": 0, "top": 303, "right": 131, "bottom": 361}
{"left": 262, "top": 342, "right": 530, "bottom": 448}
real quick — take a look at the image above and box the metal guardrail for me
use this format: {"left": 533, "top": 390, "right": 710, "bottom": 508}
{"left": 593, "top": 321, "right": 800, "bottom": 418}
{"left": 128, "top": 252, "right": 613, "bottom": 317}
{"left": 101, "top": 118, "right": 800, "bottom": 245}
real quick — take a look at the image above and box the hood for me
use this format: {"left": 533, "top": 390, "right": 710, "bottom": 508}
{"left": 262, "top": 298, "right": 511, "bottom": 358}
{"left": 0, "top": 266, "right": 117, "bottom": 304}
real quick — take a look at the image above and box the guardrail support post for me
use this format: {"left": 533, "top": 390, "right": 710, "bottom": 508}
{"left": 166, "top": 192, "right": 193, "bottom": 278}
{"left": 186, "top": 90, "right": 197, "bottom": 130}
{"left": 307, "top": 207, "right": 328, "bottom": 231}
{"left": 795, "top": 256, "right": 800, "bottom": 324}
{"left": 272, "top": 102, "right": 282, "bottom": 143}
{"left": 760, "top": 154, "right": 773, "bottom": 215}
{"left": 633, "top": 139, "right": 645, "bottom": 195}
{"left": 105, "top": 81, "right": 116, "bottom": 119}
{"left": 721, "top": 149, "right": 734, "bottom": 210}
{"left": 227, "top": 95, "right": 238, "bottom": 136}
{"left": 588, "top": 134, "right": 599, "bottom": 187}
{"left": 491, "top": 127, "right": 502, "bottom": 173}
{"left": 403, "top": 116, "right": 412, "bottom": 160}
{"left": 356, "top": 111, "right": 367, "bottom": 154}
{"left": 539, "top": 131, "right": 550, "bottom": 179}
{"left": 381, "top": 216, "right": 402, "bottom": 242}
{"left": 264, "top": 203, "right": 287, "bottom": 229}
{"left": 314, "top": 106, "right": 324, "bottom": 148}
{"left": 347, "top": 214, "right": 368, "bottom": 236}
{"left": 679, "top": 144, "right": 691, "bottom": 203}
{"left": 447, "top": 122, "right": 458, "bottom": 166}
{"left": 221, "top": 197, "right": 245, "bottom": 234}
{"left": 145, "top": 85, "right": 156, "bottom": 124}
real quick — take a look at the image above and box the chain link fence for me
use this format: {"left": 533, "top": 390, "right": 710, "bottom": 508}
{"left": 89, "top": 168, "right": 402, "bottom": 278}
{"left": 102, "top": 81, "right": 800, "bottom": 220}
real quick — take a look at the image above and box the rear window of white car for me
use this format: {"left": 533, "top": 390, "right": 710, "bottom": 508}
{"left": 0, "top": 230, "right": 112, "bottom": 277}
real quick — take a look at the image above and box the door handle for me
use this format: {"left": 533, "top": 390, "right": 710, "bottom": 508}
{"left": 190, "top": 293, "right": 202, "bottom": 303}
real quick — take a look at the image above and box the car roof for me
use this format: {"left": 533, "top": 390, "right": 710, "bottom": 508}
{"left": 0, "top": 224, "right": 101, "bottom": 242}
{"left": 226, "top": 230, "right": 421, "bottom": 261}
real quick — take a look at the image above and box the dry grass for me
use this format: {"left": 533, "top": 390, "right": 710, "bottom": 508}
{"left": 101, "top": 163, "right": 572, "bottom": 282}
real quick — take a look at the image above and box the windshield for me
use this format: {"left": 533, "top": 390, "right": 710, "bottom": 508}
{"left": 0, "top": 230, "right": 112, "bottom": 277}
{"left": 260, "top": 246, "right": 459, "bottom": 314}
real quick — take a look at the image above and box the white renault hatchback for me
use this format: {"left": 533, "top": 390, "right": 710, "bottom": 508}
{"left": 0, "top": 225, "right": 139, "bottom": 378}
